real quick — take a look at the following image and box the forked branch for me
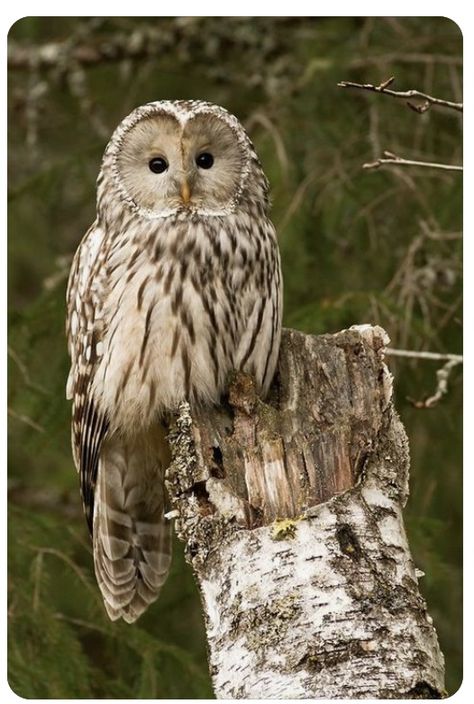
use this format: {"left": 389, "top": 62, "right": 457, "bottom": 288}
{"left": 408, "top": 358, "right": 461, "bottom": 409}
{"left": 386, "top": 349, "right": 462, "bottom": 363}
{"left": 338, "top": 76, "right": 463, "bottom": 113}
{"left": 385, "top": 348, "right": 463, "bottom": 409}
{"left": 363, "top": 151, "right": 462, "bottom": 173}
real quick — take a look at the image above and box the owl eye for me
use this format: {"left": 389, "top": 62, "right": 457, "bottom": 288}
{"left": 196, "top": 152, "right": 214, "bottom": 169}
{"left": 148, "top": 157, "right": 168, "bottom": 174}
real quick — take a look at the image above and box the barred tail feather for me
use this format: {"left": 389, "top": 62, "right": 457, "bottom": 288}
{"left": 93, "top": 430, "right": 172, "bottom": 623}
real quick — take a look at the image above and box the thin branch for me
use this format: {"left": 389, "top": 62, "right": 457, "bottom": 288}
{"left": 418, "top": 219, "right": 462, "bottom": 241}
{"left": 54, "top": 612, "right": 110, "bottom": 635}
{"left": 363, "top": 151, "right": 462, "bottom": 173}
{"left": 8, "top": 346, "right": 48, "bottom": 394}
{"left": 245, "top": 111, "right": 290, "bottom": 184}
{"left": 8, "top": 407, "right": 45, "bottom": 433}
{"left": 385, "top": 349, "right": 462, "bottom": 363}
{"left": 433, "top": 293, "right": 463, "bottom": 337}
{"left": 277, "top": 170, "right": 319, "bottom": 231}
{"left": 386, "top": 348, "right": 462, "bottom": 409}
{"left": 338, "top": 76, "right": 463, "bottom": 113}
{"left": 28, "top": 546, "right": 100, "bottom": 602}
{"left": 407, "top": 358, "right": 462, "bottom": 409}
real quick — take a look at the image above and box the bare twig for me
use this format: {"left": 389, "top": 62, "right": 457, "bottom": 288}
{"left": 408, "top": 358, "right": 462, "bottom": 409}
{"left": 418, "top": 220, "right": 462, "bottom": 241}
{"left": 385, "top": 349, "right": 462, "bottom": 363}
{"left": 433, "top": 293, "right": 463, "bottom": 337}
{"left": 385, "top": 348, "right": 462, "bottom": 409}
{"left": 245, "top": 111, "right": 289, "bottom": 184}
{"left": 28, "top": 546, "right": 100, "bottom": 601}
{"left": 277, "top": 170, "right": 319, "bottom": 231}
{"left": 8, "top": 407, "right": 45, "bottom": 433}
{"left": 381, "top": 217, "right": 461, "bottom": 351}
{"left": 338, "top": 76, "right": 463, "bottom": 113}
{"left": 363, "top": 151, "right": 462, "bottom": 172}
{"left": 54, "top": 612, "right": 110, "bottom": 635}
{"left": 8, "top": 346, "right": 48, "bottom": 394}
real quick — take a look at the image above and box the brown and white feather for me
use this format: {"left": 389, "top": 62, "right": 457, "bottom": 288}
{"left": 66, "top": 100, "right": 282, "bottom": 623}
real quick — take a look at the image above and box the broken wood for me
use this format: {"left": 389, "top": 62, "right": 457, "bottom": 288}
{"left": 166, "top": 325, "right": 446, "bottom": 699}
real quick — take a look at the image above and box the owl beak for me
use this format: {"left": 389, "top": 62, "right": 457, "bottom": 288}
{"left": 180, "top": 179, "right": 192, "bottom": 205}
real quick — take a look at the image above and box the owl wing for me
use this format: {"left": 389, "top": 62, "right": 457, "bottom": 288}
{"left": 236, "top": 219, "right": 283, "bottom": 395}
{"left": 66, "top": 222, "right": 109, "bottom": 533}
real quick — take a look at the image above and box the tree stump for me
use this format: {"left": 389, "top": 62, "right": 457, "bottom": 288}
{"left": 166, "top": 325, "right": 446, "bottom": 699}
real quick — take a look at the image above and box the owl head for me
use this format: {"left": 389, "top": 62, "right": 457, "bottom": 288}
{"left": 98, "top": 100, "right": 269, "bottom": 220}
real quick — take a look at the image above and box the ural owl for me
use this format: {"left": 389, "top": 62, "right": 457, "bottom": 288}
{"left": 66, "top": 100, "right": 282, "bottom": 623}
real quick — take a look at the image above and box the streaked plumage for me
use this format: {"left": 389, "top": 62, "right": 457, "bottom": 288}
{"left": 66, "top": 100, "right": 282, "bottom": 622}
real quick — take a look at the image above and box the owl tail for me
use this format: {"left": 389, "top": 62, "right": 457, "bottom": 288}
{"left": 92, "top": 427, "right": 172, "bottom": 623}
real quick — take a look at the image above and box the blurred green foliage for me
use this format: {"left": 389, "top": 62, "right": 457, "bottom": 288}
{"left": 8, "top": 17, "right": 462, "bottom": 697}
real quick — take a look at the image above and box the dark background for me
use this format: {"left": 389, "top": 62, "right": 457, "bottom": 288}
{"left": 8, "top": 17, "right": 462, "bottom": 697}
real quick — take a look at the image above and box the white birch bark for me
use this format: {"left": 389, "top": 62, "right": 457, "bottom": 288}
{"left": 166, "top": 325, "right": 446, "bottom": 699}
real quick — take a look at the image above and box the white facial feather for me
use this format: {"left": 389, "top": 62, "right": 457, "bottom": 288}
{"left": 99, "top": 100, "right": 263, "bottom": 219}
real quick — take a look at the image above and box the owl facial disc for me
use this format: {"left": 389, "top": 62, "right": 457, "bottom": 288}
{"left": 103, "top": 100, "right": 256, "bottom": 219}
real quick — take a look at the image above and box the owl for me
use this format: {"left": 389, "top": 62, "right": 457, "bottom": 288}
{"left": 66, "top": 100, "right": 282, "bottom": 623}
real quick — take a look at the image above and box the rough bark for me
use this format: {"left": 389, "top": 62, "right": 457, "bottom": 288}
{"left": 166, "top": 325, "right": 446, "bottom": 699}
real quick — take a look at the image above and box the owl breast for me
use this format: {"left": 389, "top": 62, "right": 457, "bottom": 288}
{"left": 92, "top": 214, "right": 280, "bottom": 433}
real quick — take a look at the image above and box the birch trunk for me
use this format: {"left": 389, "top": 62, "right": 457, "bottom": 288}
{"left": 166, "top": 325, "right": 446, "bottom": 699}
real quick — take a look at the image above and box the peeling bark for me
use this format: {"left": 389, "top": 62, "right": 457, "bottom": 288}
{"left": 166, "top": 325, "right": 446, "bottom": 699}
